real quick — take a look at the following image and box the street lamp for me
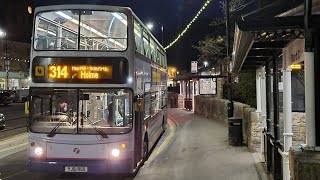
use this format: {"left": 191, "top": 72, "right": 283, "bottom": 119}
{"left": 146, "top": 23, "right": 154, "bottom": 30}
{"left": 146, "top": 22, "right": 164, "bottom": 45}
{"left": 0, "top": 28, "right": 9, "bottom": 90}
{"left": 204, "top": 61, "right": 208, "bottom": 67}
{"left": 0, "top": 30, "right": 5, "bottom": 38}
{"left": 27, "top": 6, "right": 33, "bottom": 14}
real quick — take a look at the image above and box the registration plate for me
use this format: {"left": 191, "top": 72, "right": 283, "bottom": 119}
{"left": 64, "top": 166, "right": 88, "bottom": 172}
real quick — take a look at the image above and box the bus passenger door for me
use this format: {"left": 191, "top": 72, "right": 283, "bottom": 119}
{"left": 134, "top": 95, "right": 144, "bottom": 167}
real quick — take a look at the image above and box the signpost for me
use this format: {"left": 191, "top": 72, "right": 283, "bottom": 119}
{"left": 191, "top": 61, "right": 197, "bottom": 74}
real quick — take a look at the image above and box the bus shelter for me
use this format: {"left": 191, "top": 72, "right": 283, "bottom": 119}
{"left": 232, "top": 0, "right": 320, "bottom": 179}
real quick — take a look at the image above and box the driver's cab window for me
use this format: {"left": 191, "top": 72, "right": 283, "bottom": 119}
{"left": 33, "top": 95, "right": 51, "bottom": 116}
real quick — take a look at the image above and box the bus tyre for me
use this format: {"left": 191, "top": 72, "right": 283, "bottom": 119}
{"left": 143, "top": 141, "right": 149, "bottom": 162}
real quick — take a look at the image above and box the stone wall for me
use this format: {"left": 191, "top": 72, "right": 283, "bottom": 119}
{"left": 194, "top": 95, "right": 307, "bottom": 152}
{"left": 216, "top": 77, "right": 225, "bottom": 99}
{"left": 194, "top": 95, "right": 261, "bottom": 152}
{"left": 194, "top": 95, "right": 228, "bottom": 124}
{"left": 279, "top": 112, "right": 306, "bottom": 146}
{"left": 290, "top": 147, "right": 320, "bottom": 180}
{"left": 177, "top": 94, "right": 185, "bottom": 109}
{"left": 292, "top": 112, "right": 306, "bottom": 146}
{"left": 248, "top": 111, "right": 262, "bottom": 152}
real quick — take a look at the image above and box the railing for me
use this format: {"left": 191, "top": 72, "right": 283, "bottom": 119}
{"left": 263, "top": 130, "right": 283, "bottom": 180}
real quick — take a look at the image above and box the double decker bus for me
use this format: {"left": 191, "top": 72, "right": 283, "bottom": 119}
{"left": 27, "top": 4, "right": 167, "bottom": 174}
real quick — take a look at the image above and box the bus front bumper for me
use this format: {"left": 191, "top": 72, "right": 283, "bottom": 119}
{"left": 28, "top": 158, "right": 133, "bottom": 174}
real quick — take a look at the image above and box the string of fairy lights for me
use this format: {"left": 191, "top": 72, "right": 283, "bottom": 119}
{"left": 0, "top": 56, "right": 29, "bottom": 63}
{"left": 164, "top": 0, "right": 213, "bottom": 50}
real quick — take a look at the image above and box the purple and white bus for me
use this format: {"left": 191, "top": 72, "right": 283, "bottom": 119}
{"left": 27, "top": 4, "right": 167, "bottom": 175}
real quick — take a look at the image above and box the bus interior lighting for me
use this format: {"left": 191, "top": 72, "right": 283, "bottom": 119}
{"left": 111, "top": 12, "right": 127, "bottom": 25}
{"left": 56, "top": 11, "right": 72, "bottom": 20}
{"left": 54, "top": 11, "right": 126, "bottom": 49}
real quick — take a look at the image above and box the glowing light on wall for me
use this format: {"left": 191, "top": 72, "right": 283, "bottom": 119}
{"left": 290, "top": 64, "right": 302, "bottom": 70}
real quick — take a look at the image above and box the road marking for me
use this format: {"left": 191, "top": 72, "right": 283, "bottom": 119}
{"left": 0, "top": 142, "right": 28, "bottom": 159}
{"left": 0, "top": 142, "right": 28, "bottom": 154}
{"left": 2, "top": 170, "right": 27, "bottom": 180}
{"left": 146, "top": 117, "right": 176, "bottom": 163}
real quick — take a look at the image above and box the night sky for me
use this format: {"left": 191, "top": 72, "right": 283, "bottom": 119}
{"left": 0, "top": 0, "right": 224, "bottom": 71}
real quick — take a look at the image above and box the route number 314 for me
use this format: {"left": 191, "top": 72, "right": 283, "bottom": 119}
{"left": 48, "top": 65, "right": 68, "bottom": 79}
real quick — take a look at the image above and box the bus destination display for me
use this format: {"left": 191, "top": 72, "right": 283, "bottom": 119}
{"left": 47, "top": 65, "right": 112, "bottom": 80}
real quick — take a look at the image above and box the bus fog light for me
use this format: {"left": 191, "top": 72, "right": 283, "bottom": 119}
{"left": 111, "top": 149, "right": 120, "bottom": 157}
{"left": 35, "top": 147, "right": 43, "bottom": 156}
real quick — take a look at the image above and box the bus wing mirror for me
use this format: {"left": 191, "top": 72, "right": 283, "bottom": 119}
{"left": 25, "top": 101, "right": 29, "bottom": 115}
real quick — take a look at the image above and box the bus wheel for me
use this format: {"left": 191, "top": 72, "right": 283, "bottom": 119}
{"left": 143, "top": 140, "right": 149, "bottom": 162}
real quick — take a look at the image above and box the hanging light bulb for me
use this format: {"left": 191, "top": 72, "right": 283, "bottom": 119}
{"left": 164, "top": 0, "right": 213, "bottom": 50}
{"left": 27, "top": 6, "right": 33, "bottom": 14}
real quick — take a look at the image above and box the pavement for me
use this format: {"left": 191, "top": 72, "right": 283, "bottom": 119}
{"left": 136, "top": 108, "right": 270, "bottom": 180}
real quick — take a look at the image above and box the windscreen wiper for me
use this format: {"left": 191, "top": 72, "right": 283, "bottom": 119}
{"left": 47, "top": 112, "right": 72, "bottom": 137}
{"left": 81, "top": 113, "right": 108, "bottom": 139}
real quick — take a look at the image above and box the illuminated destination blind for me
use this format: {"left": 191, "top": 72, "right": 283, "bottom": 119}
{"left": 48, "top": 65, "right": 112, "bottom": 80}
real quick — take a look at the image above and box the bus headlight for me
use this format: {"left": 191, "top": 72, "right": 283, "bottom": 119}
{"left": 35, "top": 147, "right": 43, "bottom": 156}
{"left": 111, "top": 149, "right": 120, "bottom": 157}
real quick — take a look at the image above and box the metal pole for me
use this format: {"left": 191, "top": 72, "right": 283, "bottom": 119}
{"left": 225, "top": 0, "right": 233, "bottom": 118}
{"left": 314, "top": 33, "right": 320, "bottom": 146}
{"left": 261, "top": 67, "right": 267, "bottom": 155}
{"left": 273, "top": 56, "right": 281, "bottom": 180}
{"left": 265, "top": 61, "right": 272, "bottom": 173}
{"left": 304, "top": 0, "right": 316, "bottom": 146}
{"left": 256, "top": 69, "right": 262, "bottom": 112}
{"left": 283, "top": 66, "right": 292, "bottom": 180}
{"left": 305, "top": 52, "right": 315, "bottom": 146}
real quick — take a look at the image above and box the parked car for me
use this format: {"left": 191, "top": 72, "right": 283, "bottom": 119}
{"left": 12, "top": 89, "right": 29, "bottom": 102}
{"left": 0, "top": 113, "right": 5, "bottom": 130}
{"left": 0, "top": 91, "right": 13, "bottom": 105}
